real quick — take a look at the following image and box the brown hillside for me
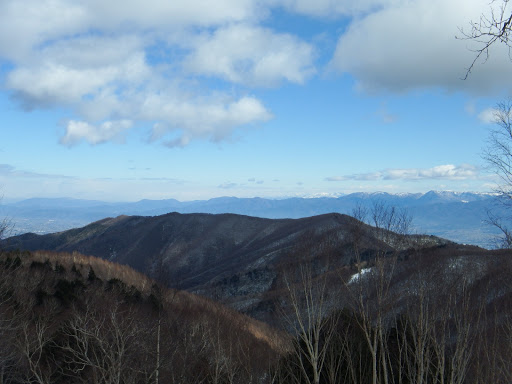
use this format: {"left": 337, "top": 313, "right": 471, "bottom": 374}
{"left": 4, "top": 212, "right": 453, "bottom": 324}
{"left": 0, "top": 249, "right": 288, "bottom": 383}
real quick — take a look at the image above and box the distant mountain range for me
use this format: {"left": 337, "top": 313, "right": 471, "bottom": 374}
{"left": 0, "top": 191, "right": 502, "bottom": 247}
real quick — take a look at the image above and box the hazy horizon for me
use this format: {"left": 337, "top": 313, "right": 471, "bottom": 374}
{"left": 1, "top": 189, "right": 495, "bottom": 205}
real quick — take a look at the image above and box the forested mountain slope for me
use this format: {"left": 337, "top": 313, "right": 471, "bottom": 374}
{"left": 4, "top": 212, "right": 452, "bottom": 323}
{"left": 0, "top": 249, "right": 285, "bottom": 383}
{"left": 3, "top": 212, "right": 512, "bottom": 383}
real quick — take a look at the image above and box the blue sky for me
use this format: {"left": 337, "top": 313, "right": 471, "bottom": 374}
{"left": 0, "top": 0, "right": 511, "bottom": 202}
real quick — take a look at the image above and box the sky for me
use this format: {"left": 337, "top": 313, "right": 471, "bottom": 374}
{"left": 1, "top": 0, "right": 512, "bottom": 202}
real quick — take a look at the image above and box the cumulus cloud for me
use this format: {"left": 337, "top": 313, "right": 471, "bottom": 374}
{"left": 0, "top": 0, "right": 284, "bottom": 147}
{"left": 7, "top": 53, "right": 147, "bottom": 108}
{"left": 478, "top": 108, "right": 499, "bottom": 124}
{"left": 3, "top": 0, "right": 509, "bottom": 151}
{"left": 184, "top": 24, "right": 315, "bottom": 87}
{"left": 60, "top": 120, "right": 134, "bottom": 146}
{"left": 146, "top": 96, "right": 272, "bottom": 147}
{"left": 329, "top": 0, "right": 512, "bottom": 94}
{"left": 0, "top": 0, "right": 89, "bottom": 62}
{"left": 384, "top": 164, "right": 479, "bottom": 180}
{"left": 0, "top": 0, "right": 261, "bottom": 62}
{"left": 327, "top": 164, "right": 480, "bottom": 182}
{"left": 86, "top": 0, "right": 263, "bottom": 30}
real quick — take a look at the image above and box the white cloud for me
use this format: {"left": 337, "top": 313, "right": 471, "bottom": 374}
{"left": 38, "top": 35, "right": 146, "bottom": 70}
{"left": 184, "top": 24, "right": 315, "bottom": 87}
{"left": 145, "top": 95, "right": 273, "bottom": 147}
{"left": 87, "top": 0, "right": 263, "bottom": 30}
{"left": 0, "top": 0, "right": 261, "bottom": 62}
{"left": 0, "top": 0, "right": 281, "bottom": 147}
{"left": 478, "top": 108, "right": 499, "bottom": 124}
{"left": 4, "top": 0, "right": 508, "bottom": 152}
{"left": 328, "top": 164, "right": 480, "bottom": 182}
{"left": 0, "top": 0, "right": 90, "bottom": 62}
{"left": 384, "top": 164, "right": 478, "bottom": 180}
{"left": 8, "top": 59, "right": 136, "bottom": 107}
{"left": 329, "top": 0, "right": 512, "bottom": 94}
{"left": 60, "top": 120, "right": 133, "bottom": 146}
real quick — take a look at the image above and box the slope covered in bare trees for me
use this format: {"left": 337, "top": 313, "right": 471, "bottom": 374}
{"left": 0, "top": 249, "right": 286, "bottom": 384}
{"left": 3, "top": 212, "right": 452, "bottom": 322}
{"left": 3, "top": 209, "right": 512, "bottom": 383}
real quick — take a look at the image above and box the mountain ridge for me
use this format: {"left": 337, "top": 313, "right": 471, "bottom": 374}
{"left": 3, "top": 211, "right": 456, "bottom": 323}
{"left": 0, "top": 190, "right": 500, "bottom": 246}
{"left": 0, "top": 248, "right": 285, "bottom": 382}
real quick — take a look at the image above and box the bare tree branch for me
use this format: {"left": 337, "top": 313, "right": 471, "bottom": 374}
{"left": 458, "top": 0, "right": 512, "bottom": 78}
{"left": 482, "top": 100, "right": 512, "bottom": 248}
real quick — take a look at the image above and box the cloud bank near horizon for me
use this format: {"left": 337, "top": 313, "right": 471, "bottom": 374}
{"left": 327, "top": 164, "right": 483, "bottom": 182}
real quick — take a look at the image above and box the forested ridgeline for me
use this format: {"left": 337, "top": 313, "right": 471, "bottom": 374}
{"left": 2, "top": 246, "right": 512, "bottom": 383}
{"left": 0, "top": 250, "right": 285, "bottom": 384}
{"left": 272, "top": 245, "right": 512, "bottom": 384}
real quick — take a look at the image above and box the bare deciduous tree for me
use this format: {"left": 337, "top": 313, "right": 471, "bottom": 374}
{"left": 458, "top": 0, "right": 512, "bottom": 78}
{"left": 58, "top": 294, "right": 145, "bottom": 384}
{"left": 16, "top": 302, "right": 59, "bottom": 384}
{"left": 484, "top": 100, "right": 512, "bottom": 197}
{"left": 343, "top": 202, "right": 413, "bottom": 384}
{"left": 0, "top": 219, "right": 12, "bottom": 252}
{"left": 485, "top": 209, "right": 512, "bottom": 248}
{"left": 0, "top": 257, "right": 22, "bottom": 384}
{"left": 459, "top": 2, "right": 512, "bottom": 247}
{"left": 483, "top": 100, "right": 512, "bottom": 247}
{"left": 282, "top": 265, "right": 337, "bottom": 384}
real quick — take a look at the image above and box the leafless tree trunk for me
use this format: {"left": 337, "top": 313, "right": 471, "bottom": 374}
{"left": 58, "top": 295, "right": 144, "bottom": 384}
{"left": 344, "top": 202, "right": 413, "bottom": 384}
{"left": 205, "top": 318, "right": 234, "bottom": 384}
{"left": 282, "top": 264, "right": 336, "bottom": 384}
{"left": 493, "top": 310, "right": 512, "bottom": 383}
{"left": 0, "top": 258, "right": 22, "bottom": 384}
{"left": 0, "top": 218, "right": 12, "bottom": 253}
{"left": 155, "top": 316, "right": 161, "bottom": 384}
{"left": 16, "top": 303, "right": 58, "bottom": 384}
{"left": 350, "top": 258, "right": 396, "bottom": 384}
